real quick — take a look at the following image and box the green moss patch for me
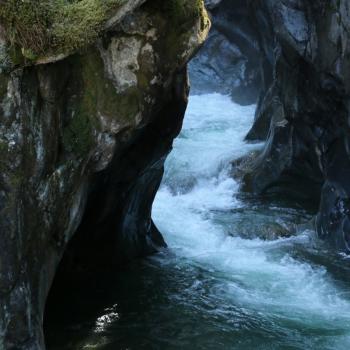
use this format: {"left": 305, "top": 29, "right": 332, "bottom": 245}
{"left": 62, "top": 111, "right": 93, "bottom": 157}
{"left": 144, "top": 0, "right": 209, "bottom": 71}
{"left": 0, "top": 73, "right": 8, "bottom": 99}
{"left": 62, "top": 49, "right": 142, "bottom": 157}
{"left": 0, "top": 0, "right": 124, "bottom": 58}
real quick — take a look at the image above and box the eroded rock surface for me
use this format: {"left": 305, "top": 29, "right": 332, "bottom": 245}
{"left": 198, "top": 0, "right": 350, "bottom": 252}
{"left": 0, "top": 1, "right": 210, "bottom": 349}
{"left": 242, "top": 0, "right": 350, "bottom": 252}
{"left": 190, "top": 0, "right": 262, "bottom": 105}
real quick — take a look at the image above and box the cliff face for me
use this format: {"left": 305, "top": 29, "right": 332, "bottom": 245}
{"left": 206, "top": 0, "right": 350, "bottom": 252}
{"left": 0, "top": 1, "right": 210, "bottom": 349}
{"left": 191, "top": 0, "right": 262, "bottom": 105}
{"left": 245, "top": 0, "right": 350, "bottom": 252}
{"left": 3, "top": 0, "right": 350, "bottom": 347}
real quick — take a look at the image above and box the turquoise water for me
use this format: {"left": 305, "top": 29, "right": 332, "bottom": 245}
{"left": 46, "top": 94, "right": 350, "bottom": 350}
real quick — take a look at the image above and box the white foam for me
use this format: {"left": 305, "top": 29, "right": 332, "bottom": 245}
{"left": 152, "top": 93, "right": 350, "bottom": 343}
{"left": 163, "top": 93, "right": 259, "bottom": 183}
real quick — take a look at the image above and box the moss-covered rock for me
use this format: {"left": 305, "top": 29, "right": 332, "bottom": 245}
{"left": 0, "top": 0, "right": 124, "bottom": 59}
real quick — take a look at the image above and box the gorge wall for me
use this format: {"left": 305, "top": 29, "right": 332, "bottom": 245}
{"left": 2, "top": 0, "right": 350, "bottom": 348}
{"left": 204, "top": 0, "right": 350, "bottom": 252}
{"left": 191, "top": 0, "right": 262, "bottom": 105}
{"left": 0, "top": 1, "right": 210, "bottom": 349}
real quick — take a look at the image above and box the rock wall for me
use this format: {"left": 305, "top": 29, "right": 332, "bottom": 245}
{"left": 4, "top": 0, "right": 350, "bottom": 347}
{"left": 0, "top": 1, "right": 210, "bottom": 349}
{"left": 208, "top": 0, "right": 350, "bottom": 252}
{"left": 201, "top": 0, "right": 350, "bottom": 252}
{"left": 190, "top": 0, "right": 262, "bottom": 105}
{"left": 244, "top": 0, "right": 350, "bottom": 252}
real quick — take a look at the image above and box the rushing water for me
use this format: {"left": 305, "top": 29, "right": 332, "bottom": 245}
{"left": 46, "top": 93, "right": 350, "bottom": 350}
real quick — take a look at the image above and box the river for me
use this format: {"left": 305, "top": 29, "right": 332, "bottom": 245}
{"left": 46, "top": 93, "right": 350, "bottom": 350}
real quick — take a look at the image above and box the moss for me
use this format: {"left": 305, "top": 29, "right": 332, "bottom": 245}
{"left": 0, "top": 141, "right": 7, "bottom": 156}
{"left": 79, "top": 50, "right": 141, "bottom": 124}
{"left": 21, "top": 48, "right": 38, "bottom": 61}
{"left": 9, "top": 171, "right": 24, "bottom": 188}
{"left": 0, "top": 0, "right": 207, "bottom": 62}
{"left": 0, "top": 0, "right": 124, "bottom": 58}
{"left": 150, "top": 0, "right": 204, "bottom": 25}
{"left": 63, "top": 111, "right": 93, "bottom": 157}
{"left": 62, "top": 49, "right": 142, "bottom": 157}
{"left": 0, "top": 74, "right": 9, "bottom": 99}
{"left": 144, "top": 0, "right": 209, "bottom": 71}
{"left": 62, "top": 54, "right": 96, "bottom": 157}
{"left": 51, "top": 0, "right": 123, "bottom": 53}
{"left": 0, "top": 0, "right": 51, "bottom": 55}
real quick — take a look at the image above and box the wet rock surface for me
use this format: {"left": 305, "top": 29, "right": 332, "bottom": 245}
{"left": 190, "top": 0, "right": 262, "bottom": 105}
{"left": 237, "top": 0, "right": 350, "bottom": 252}
{"left": 198, "top": 0, "right": 350, "bottom": 252}
{"left": 3, "top": 0, "right": 350, "bottom": 347}
{"left": 0, "top": 1, "right": 210, "bottom": 349}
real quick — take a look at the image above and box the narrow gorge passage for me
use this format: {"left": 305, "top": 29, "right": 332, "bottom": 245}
{"left": 46, "top": 92, "right": 350, "bottom": 350}
{"left": 4, "top": 1, "right": 350, "bottom": 349}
